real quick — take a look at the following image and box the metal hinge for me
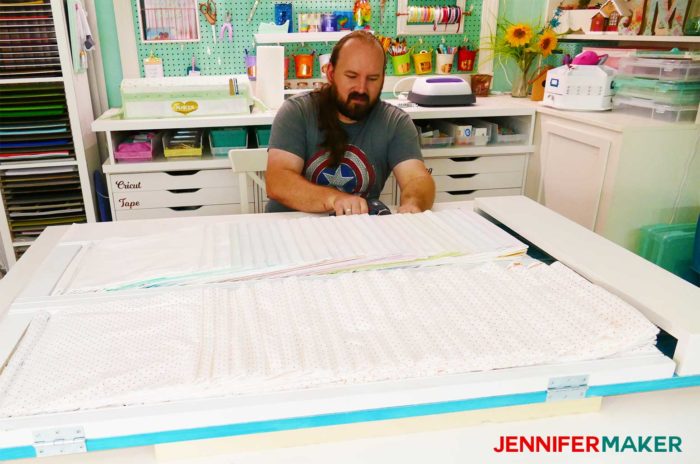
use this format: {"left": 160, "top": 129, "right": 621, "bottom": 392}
{"left": 546, "top": 375, "right": 589, "bottom": 402}
{"left": 33, "top": 426, "right": 86, "bottom": 457}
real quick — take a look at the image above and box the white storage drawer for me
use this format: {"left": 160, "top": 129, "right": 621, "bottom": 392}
{"left": 113, "top": 187, "right": 241, "bottom": 210}
{"left": 432, "top": 172, "right": 523, "bottom": 192}
{"left": 435, "top": 188, "right": 522, "bottom": 203}
{"left": 424, "top": 155, "right": 526, "bottom": 176}
{"left": 110, "top": 169, "right": 236, "bottom": 192}
{"left": 115, "top": 203, "right": 248, "bottom": 221}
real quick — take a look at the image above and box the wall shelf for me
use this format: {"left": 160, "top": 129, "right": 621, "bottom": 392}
{"left": 254, "top": 31, "right": 351, "bottom": 44}
{"left": 560, "top": 34, "right": 700, "bottom": 43}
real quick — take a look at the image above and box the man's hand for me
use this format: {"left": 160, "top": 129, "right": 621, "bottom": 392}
{"left": 328, "top": 192, "right": 368, "bottom": 215}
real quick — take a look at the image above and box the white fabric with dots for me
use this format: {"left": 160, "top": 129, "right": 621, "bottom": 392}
{"left": 0, "top": 262, "right": 658, "bottom": 418}
{"left": 53, "top": 209, "right": 527, "bottom": 294}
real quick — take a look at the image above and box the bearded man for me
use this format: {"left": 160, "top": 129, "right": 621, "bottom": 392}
{"left": 265, "top": 30, "right": 435, "bottom": 215}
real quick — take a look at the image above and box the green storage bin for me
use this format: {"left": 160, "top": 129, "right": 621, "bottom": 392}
{"left": 209, "top": 127, "right": 248, "bottom": 156}
{"left": 256, "top": 126, "right": 271, "bottom": 148}
{"left": 614, "top": 77, "right": 700, "bottom": 106}
{"left": 638, "top": 223, "right": 698, "bottom": 284}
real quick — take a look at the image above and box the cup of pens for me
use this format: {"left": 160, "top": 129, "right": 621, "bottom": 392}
{"left": 245, "top": 51, "right": 256, "bottom": 81}
{"left": 436, "top": 52, "right": 454, "bottom": 74}
{"left": 457, "top": 47, "right": 476, "bottom": 72}
{"left": 412, "top": 49, "right": 433, "bottom": 75}
{"left": 391, "top": 53, "right": 411, "bottom": 75}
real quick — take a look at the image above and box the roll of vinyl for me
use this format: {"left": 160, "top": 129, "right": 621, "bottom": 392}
{"left": 255, "top": 46, "right": 285, "bottom": 109}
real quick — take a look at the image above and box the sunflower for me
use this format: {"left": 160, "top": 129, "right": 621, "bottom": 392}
{"left": 537, "top": 29, "right": 558, "bottom": 57}
{"left": 504, "top": 23, "right": 533, "bottom": 47}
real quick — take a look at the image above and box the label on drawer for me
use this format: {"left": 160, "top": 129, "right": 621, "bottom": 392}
{"left": 113, "top": 187, "right": 241, "bottom": 210}
{"left": 110, "top": 169, "right": 236, "bottom": 192}
{"left": 117, "top": 198, "right": 141, "bottom": 209}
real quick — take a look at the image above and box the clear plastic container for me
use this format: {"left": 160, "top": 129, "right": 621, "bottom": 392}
{"left": 420, "top": 133, "right": 453, "bottom": 148}
{"left": 617, "top": 57, "right": 700, "bottom": 82}
{"left": 163, "top": 129, "right": 203, "bottom": 157}
{"left": 614, "top": 77, "right": 700, "bottom": 106}
{"left": 612, "top": 95, "right": 699, "bottom": 123}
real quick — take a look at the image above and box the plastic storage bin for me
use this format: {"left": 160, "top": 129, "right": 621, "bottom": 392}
{"left": 638, "top": 223, "right": 699, "bottom": 285}
{"left": 614, "top": 77, "right": 700, "bottom": 106}
{"left": 255, "top": 126, "right": 271, "bottom": 148}
{"left": 420, "top": 133, "right": 454, "bottom": 148}
{"left": 470, "top": 119, "right": 526, "bottom": 144}
{"left": 617, "top": 57, "right": 700, "bottom": 82}
{"left": 163, "top": 129, "right": 203, "bottom": 157}
{"left": 209, "top": 127, "right": 247, "bottom": 156}
{"left": 612, "top": 95, "right": 699, "bottom": 123}
{"left": 114, "top": 132, "right": 160, "bottom": 162}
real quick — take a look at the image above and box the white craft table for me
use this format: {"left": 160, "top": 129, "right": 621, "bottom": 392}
{"left": 1, "top": 197, "right": 699, "bottom": 464}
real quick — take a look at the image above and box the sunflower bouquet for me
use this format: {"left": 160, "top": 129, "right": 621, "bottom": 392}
{"left": 489, "top": 19, "right": 559, "bottom": 97}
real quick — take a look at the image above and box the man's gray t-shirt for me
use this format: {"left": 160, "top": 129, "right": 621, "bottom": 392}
{"left": 266, "top": 93, "right": 423, "bottom": 212}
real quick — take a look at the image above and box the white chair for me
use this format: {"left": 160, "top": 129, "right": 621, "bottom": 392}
{"left": 228, "top": 148, "right": 268, "bottom": 214}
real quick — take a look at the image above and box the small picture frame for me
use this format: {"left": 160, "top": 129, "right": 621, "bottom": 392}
{"left": 138, "top": 0, "right": 200, "bottom": 43}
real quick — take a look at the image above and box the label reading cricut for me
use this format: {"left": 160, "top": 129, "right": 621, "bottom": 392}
{"left": 115, "top": 180, "right": 142, "bottom": 190}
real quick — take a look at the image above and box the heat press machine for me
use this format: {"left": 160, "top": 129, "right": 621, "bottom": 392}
{"left": 543, "top": 51, "right": 615, "bottom": 111}
{"left": 408, "top": 77, "right": 476, "bottom": 107}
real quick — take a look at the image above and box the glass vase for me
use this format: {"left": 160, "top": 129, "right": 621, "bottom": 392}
{"left": 511, "top": 70, "right": 529, "bottom": 98}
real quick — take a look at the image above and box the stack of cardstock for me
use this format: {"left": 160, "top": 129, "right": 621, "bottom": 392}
{"left": 0, "top": 83, "right": 73, "bottom": 163}
{"left": 0, "top": 165, "right": 86, "bottom": 244}
{"left": 0, "top": 0, "right": 61, "bottom": 79}
{"left": 53, "top": 208, "right": 528, "bottom": 294}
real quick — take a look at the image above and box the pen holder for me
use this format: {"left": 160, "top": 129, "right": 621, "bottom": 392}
{"left": 471, "top": 74, "right": 492, "bottom": 97}
{"left": 294, "top": 53, "right": 314, "bottom": 78}
{"left": 245, "top": 55, "right": 256, "bottom": 80}
{"left": 435, "top": 53, "right": 455, "bottom": 74}
{"left": 391, "top": 53, "right": 411, "bottom": 75}
{"left": 457, "top": 48, "right": 476, "bottom": 72}
{"left": 412, "top": 49, "right": 433, "bottom": 75}
{"left": 284, "top": 56, "right": 290, "bottom": 79}
{"left": 319, "top": 53, "right": 331, "bottom": 79}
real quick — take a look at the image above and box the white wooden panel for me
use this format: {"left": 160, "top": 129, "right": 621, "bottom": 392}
{"left": 538, "top": 121, "right": 611, "bottom": 230}
{"left": 432, "top": 172, "right": 523, "bottom": 192}
{"left": 436, "top": 188, "right": 522, "bottom": 203}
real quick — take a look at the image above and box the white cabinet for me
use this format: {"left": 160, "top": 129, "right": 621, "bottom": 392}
{"left": 93, "top": 97, "right": 537, "bottom": 218}
{"left": 527, "top": 110, "right": 700, "bottom": 251}
{"left": 537, "top": 120, "right": 614, "bottom": 230}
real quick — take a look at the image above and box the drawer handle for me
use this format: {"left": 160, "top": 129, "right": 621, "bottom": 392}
{"left": 164, "top": 170, "right": 199, "bottom": 176}
{"left": 449, "top": 157, "right": 479, "bottom": 162}
{"left": 448, "top": 174, "right": 477, "bottom": 179}
{"left": 167, "top": 188, "right": 200, "bottom": 194}
{"left": 446, "top": 190, "right": 476, "bottom": 195}
{"left": 169, "top": 205, "right": 204, "bottom": 211}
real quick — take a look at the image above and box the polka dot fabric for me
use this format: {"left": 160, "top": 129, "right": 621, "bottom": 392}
{"left": 0, "top": 262, "right": 658, "bottom": 418}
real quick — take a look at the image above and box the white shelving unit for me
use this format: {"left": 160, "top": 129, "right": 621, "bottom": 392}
{"left": 0, "top": 0, "right": 100, "bottom": 268}
{"left": 92, "top": 96, "right": 537, "bottom": 221}
{"left": 560, "top": 34, "right": 700, "bottom": 44}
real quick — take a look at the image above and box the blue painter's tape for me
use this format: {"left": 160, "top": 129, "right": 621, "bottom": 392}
{"left": 88, "top": 391, "right": 546, "bottom": 451}
{"left": 0, "top": 446, "right": 35, "bottom": 460}
{"left": 3, "top": 375, "right": 700, "bottom": 460}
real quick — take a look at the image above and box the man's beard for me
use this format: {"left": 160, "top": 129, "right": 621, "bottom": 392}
{"left": 331, "top": 85, "right": 378, "bottom": 122}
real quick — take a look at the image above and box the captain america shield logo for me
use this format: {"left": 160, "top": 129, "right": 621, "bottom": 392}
{"left": 304, "top": 145, "right": 376, "bottom": 196}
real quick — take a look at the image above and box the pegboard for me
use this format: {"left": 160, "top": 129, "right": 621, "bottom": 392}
{"left": 130, "top": 0, "right": 484, "bottom": 79}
